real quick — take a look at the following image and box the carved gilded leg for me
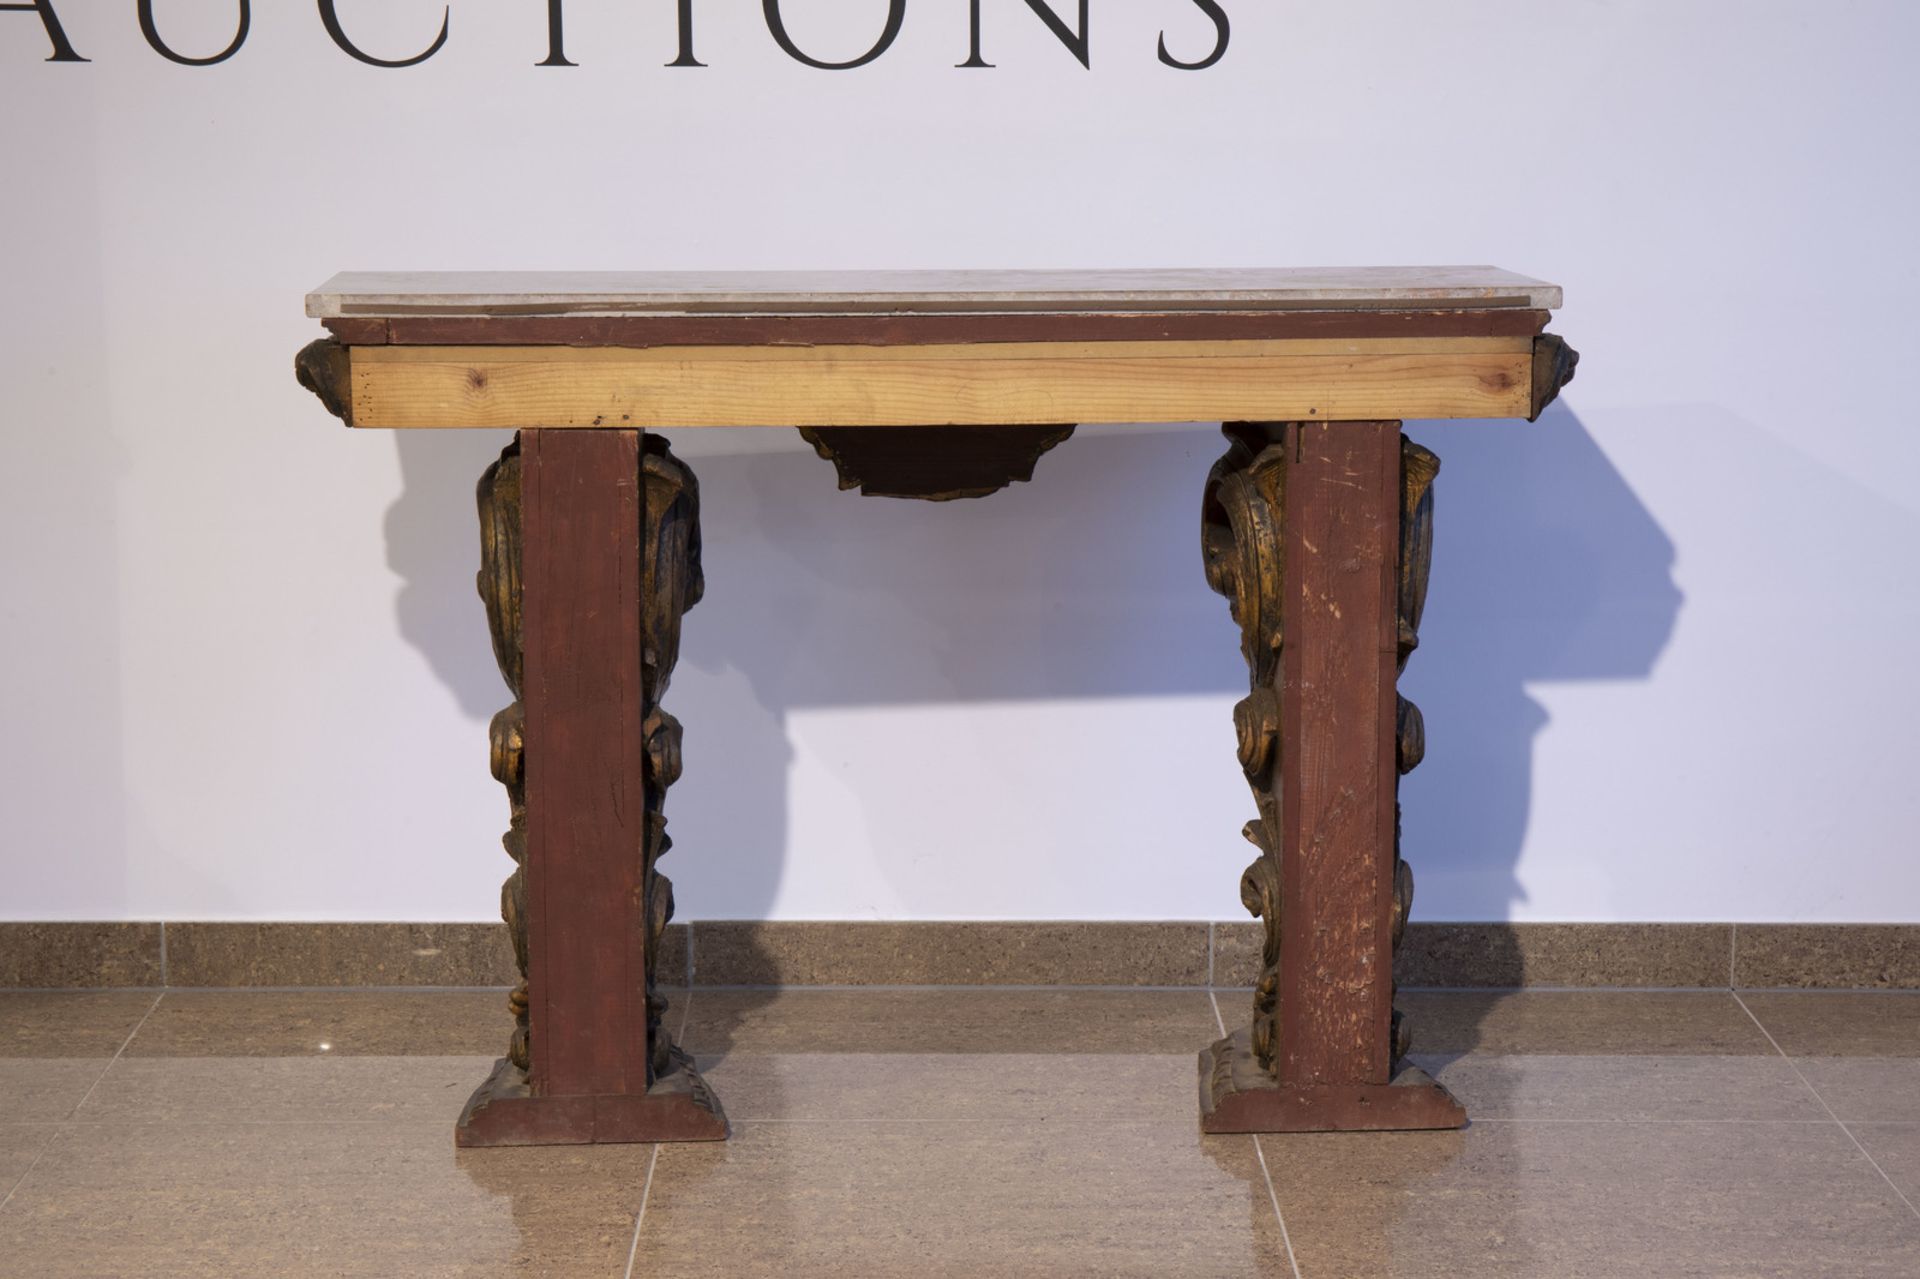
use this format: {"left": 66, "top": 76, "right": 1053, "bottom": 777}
{"left": 1198, "top": 424, "right": 1288, "bottom": 1072}
{"left": 1197, "top": 421, "right": 1464, "bottom": 1134}
{"left": 1393, "top": 438, "right": 1441, "bottom": 1067}
{"left": 476, "top": 442, "right": 531, "bottom": 1073}
{"left": 457, "top": 431, "right": 724, "bottom": 1147}
{"left": 639, "top": 435, "right": 704, "bottom": 1085}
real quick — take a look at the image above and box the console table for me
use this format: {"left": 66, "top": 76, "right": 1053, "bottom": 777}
{"left": 295, "top": 268, "right": 1577, "bottom": 1146}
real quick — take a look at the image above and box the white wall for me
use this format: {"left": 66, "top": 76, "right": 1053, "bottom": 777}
{"left": 3, "top": 1, "right": 1916, "bottom": 923}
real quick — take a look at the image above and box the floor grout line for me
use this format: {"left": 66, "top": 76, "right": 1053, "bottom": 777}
{"left": 1731, "top": 990, "right": 1920, "bottom": 1222}
{"left": 622, "top": 1144, "right": 661, "bottom": 1279}
{"left": 1729, "top": 923, "right": 1737, "bottom": 989}
{"left": 1209, "top": 991, "right": 1303, "bottom": 1279}
{"left": 158, "top": 921, "right": 169, "bottom": 987}
{"left": 63, "top": 989, "right": 164, "bottom": 1121}
{"left": 1251, "top": 1136, "right": 1304, "bottom": 1279}
{"left": 623, "top": 988, "right": 693, "bottom": 1279}
{"left": 0, "top": 989, "right": 165, "bottom": 1218}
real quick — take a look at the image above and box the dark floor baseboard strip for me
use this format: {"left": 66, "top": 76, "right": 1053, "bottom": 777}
{"left": 0, "top": 922, "right": 162, "bottom": 988}
{"left": 0, "top": 920, "right": 1912, "bottom": 990}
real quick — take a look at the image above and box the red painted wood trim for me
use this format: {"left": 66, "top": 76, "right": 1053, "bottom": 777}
{"left": 321, "top": 309, "right": 1548, "bottom": 349}
{"left": 519, "top": 428, "right": 650, "bottom": 1099}
{"left": 1276, "top": 421, "right": 1400, "bottom": 1088}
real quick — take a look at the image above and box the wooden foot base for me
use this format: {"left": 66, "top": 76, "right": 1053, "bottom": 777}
{"left": 1198, "top": 1028, "right": 1465, "bottom": 1134}
{"left": 454, "top": 1054, "right": 728, "bottom": 1148}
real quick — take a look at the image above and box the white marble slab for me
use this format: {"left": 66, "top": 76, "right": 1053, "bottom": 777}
{"left": 306, "top": 267, "right": 1561, "bottom": 318}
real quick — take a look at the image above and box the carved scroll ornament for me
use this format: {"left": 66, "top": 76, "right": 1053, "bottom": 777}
{"left": 1202, "top": 424, "right": 1439, "bottom": 1077}
{"left": 475, "top": 434, "right": 707, "bottom": 1084}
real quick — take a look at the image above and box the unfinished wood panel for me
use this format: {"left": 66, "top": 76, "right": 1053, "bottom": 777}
{"left": 347, "top": 342, "right": 1533, "bottom": 428}
{"left": 519, "top": 429, "right": 650, "bottom": 1100}
{"left": 1276, "top": 421, "right": 1402, "bottom": 1087}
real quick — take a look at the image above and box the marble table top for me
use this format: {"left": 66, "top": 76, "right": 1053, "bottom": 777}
{"left": 306, "top": 267, "right": 1562, "bottom": 319}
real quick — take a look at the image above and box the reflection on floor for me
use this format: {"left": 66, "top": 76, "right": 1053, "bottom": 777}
{"left": 1, "top": 986, "right": 1918, "bottom": 1276}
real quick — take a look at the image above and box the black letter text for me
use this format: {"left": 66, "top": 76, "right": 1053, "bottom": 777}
{"left": 1, "top": 0, "right": 86, "bottom": 62}
{"left": 668, "top": 0, "right": 703, "bottom": 66}
{"left": 763, "top": 0, "right": 904, "bottom": 70}
{"left": 139, "top": 0, "right": 249, "bottom": 66}
{"left": 539, "top": 0, "right": 574, "bottom": 66}
{"left": 959, "top": 0, "right": 1089, "bottom": 69}
{"left": 317, "top": 0, "right": 448, "bottom": 68}
{"left": 1158, "top": 0, "right": 1228, "bottom": 70}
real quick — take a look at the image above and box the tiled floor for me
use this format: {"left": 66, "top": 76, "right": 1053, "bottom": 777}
{"left": 2, "top": 988, "right": 1918, "bottom": 1276}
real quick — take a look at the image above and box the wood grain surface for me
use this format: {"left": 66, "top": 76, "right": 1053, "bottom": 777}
{"left": 346, "top": 339, "right": 1534, "bottom": 427}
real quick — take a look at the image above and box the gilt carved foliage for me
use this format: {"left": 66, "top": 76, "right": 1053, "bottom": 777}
{"left": 476, "top": 442, "right": 530, "bottom": 1071}
{"left": 474, "top": 433, "right": 707, "bottom": 1084}
{"left": 1392, "top": 437, "right": 1440, "bottom": 1065}
{"left": 639, "top": 435, "right": 704, "bottom": 1080}
{"left": 1202, "top": 424, "right": 1441, "bottom": 1077}
{"left": 1201, "top": 423, "right": 1289, "bottom": 1073}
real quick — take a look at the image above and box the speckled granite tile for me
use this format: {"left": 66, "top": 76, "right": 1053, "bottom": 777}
{"left": 692, "top": 921, "right": 1207, "bottom": 986}
{"left": 1267, "top": 1121, "right": 1920, "bottom": 1277}
{"left": 1740, "top": 992, "right": 1920, "bottom": 1056}
{"left": 1208, "top": 921, "right": 1264, "bottom": 989}
{"left": 1402, "top": 922, "right": 1731, "bottom": 987}
{"left": 0, "top": 1121, "right": 650, "bottom": 1277}
{"left": 634, "top": 1122, "right": 1288, "bottom": 1277}
{"left": 1736, "top": 925, "right": 1920, "bottom": 989}
{"left": 125, "top": 990, "right": 512, "bottom": 1057}
{"left": 680, "top": 987, "right": 1215, "bottom": 1055}
{"left": 164, "top": 923, "right": 514, "bottom": 987}
{"left": 74, "top": 1055, "right": 498, "bottom": 1125}
{"left": 1214, "top": 922, "right": 1733, "bottom": 989}
{"left": 0, "top": 991, "right": 157, "bottom": 1057}
{"left": 0, "top": 923, "right": 162, "bottom": 988}
{"left": 1395, "top": 991, "right": 1774, "bottom": 1056}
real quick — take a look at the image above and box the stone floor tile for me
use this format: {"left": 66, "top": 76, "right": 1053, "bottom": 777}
{"left": 74, "top": 1054, "right": 498, "bottom": 1125}
{"left": 1265, "top": 1120, "right": 1920, "bottom": 1277}
{"left": 680, "top": 987, "right": 1218, "bottom": 1056}
{"left": 1741, "top": 991, "right": 1920, "bottom": 1056}
{"left": 0, "top": 1125, "right": 56, "bottom": 1199}
{"left": 0, "top": 1060, "right": 115, "bottom": 1124}
{"left": 126, "top": 990, "right": 511, "bottom": 1057}
{"left": 1411, "top": 1052, "right": 1830, "bottom": 1123}
{"left": 1398, "top": 990, "right": 1773, "bottom": 1056}
{"left": 1791, "top": 1059, "right": 1920, "bottom": 1124}
{"left": 634, "top": 1120, "right": 1291, "bottom": 1277}
{"left": 700, "top": 1050, "right": 1198, "bottom": 1125}
{"left": 0, "top": 1120, "right": 652, "bottom": 1277}
{"left": 0, "top": 991, "right": 158, "bottom": 1057}
{"left": 1850, "top": 1123, "right": 1920, "bottom": 1206}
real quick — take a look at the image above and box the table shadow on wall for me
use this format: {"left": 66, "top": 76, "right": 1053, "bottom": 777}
{"left": 385, "top": 405, "right": 1679, "bottom": 1008}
